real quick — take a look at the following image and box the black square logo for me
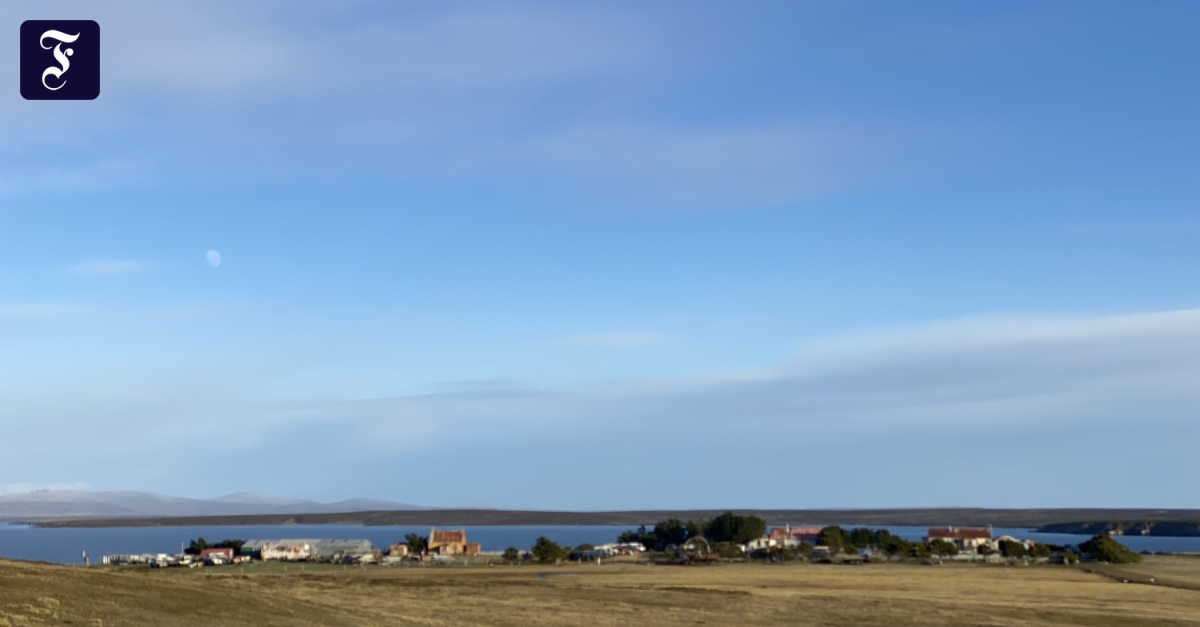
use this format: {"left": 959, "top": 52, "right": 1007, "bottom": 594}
{"left": 20, "top": 20, "right": 100, "bottom": 100}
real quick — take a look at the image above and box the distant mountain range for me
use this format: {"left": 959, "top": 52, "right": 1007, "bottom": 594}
{"left": 22, "top": 504, "right": 1200, "bottom": 530}
{"left": 0, "top": 490, "right": 423, "bottom": 520}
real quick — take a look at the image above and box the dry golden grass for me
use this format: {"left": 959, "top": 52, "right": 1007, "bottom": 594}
{"left": 1082, "top": 555, "right": 1200, "bottom": 589}
{"left": 1123, "top": 555, "right": 1200, "bottom": 586}
{"left": 3, "top": 559, "right": 1200, "bottom": 626}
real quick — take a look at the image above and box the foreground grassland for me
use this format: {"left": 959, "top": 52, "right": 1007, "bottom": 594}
{"left": 3, "top": 558, "right": 1200, "bottom": 626}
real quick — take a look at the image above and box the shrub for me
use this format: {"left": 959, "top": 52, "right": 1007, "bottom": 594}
{"left": 531, "top": 537, "right": 570, "bottom": 564}
{"left": 185, "top": 538, "right": 245, "bottom": 555}
{"left": 1080, "top": 534, "right": 1141, "bottom": 564}
{"left": 405, "top": 533, "right": 428, "bottom": 555}
{"left": 711, "top": 541, "right": 745, "bottom": 559}
{"left": 999, "top": 540, "right": 1029, "bottom": 558}
{"left": 617, "top": 526, "right": 653, "bottom": 548}
{"left": 928, "top": 539, "right": 958, "bottom": 556}
{"left": 880, "top": 537, "right": 912, "bottom": 556}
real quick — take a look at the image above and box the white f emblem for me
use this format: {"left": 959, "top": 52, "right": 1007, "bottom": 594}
{"left": 40, "top": 29, "right": 80, "bottom": 91}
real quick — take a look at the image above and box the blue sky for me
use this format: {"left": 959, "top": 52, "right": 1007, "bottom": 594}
{"left": 2, "top": 0, "right": 1199, "bottom": 509}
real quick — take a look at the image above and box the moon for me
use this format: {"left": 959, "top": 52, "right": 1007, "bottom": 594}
{"left": 206, "top": 250, "right": 221, "bottom": 268}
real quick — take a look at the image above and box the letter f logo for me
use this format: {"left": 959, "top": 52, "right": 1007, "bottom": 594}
{"left": 40, "top": 30, "right": 81, "bottom": 91}
{"left": 21, "top": 20, "right": 100, "bottom": 100}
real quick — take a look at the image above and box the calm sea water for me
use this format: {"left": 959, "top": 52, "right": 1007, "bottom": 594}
{"left": 0, "top": 524, "right": 637, "bottom": 564}
{"left": 2, "top": 523, "right": 1199, "bottom": 565}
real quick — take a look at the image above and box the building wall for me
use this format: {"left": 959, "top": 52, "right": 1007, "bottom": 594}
{"left": 261, "top": 544, "right": 312, "bottom": 561}
{"left": 428, "top": 528, "right": 470, "bottom": 555}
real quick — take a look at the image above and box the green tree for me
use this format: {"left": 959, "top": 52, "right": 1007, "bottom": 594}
{"left": 910, "top": 542, "right": 932, "bottom": 559}
{"left": 185, "top": 537, "right": 209, "bottom": 555}
{"left": 1080, "top": 534, "right": 1141, "bottom": 564}
{"left": 702, "top": 512, "right": 767, "bottom": 544}
{"left": 502, "top": 547, "right": 520, "bottom": 562}
{"left": 847, "top": 528, "right": 874, "bottom": 548}
{"left": 653, "top": 518, "right": 700, "bottom": 547}
{"left": 870, "top": 529, "right": 899, "bottom": 547}
{"left": 711, "top": 541, "right": 745, "bottom": 559}
{"left": 617, "top": 525, "right": 653, "bottom": 547}
{"left": 184, "top": 537, "right": 245, "bottom": 555}
{"left": 210, "top": 539, "right": 245, "bottom": 553}
{"left": 1029, "top": 543, "right": 1052, "bottom": 558}
{"left": 929, "top": 539, "right": 959, "bottom": 556}
{"left": 405, "top": 533, "right": 428, "bottom": 555}
{"left": 817, "top": 526, "right": 848, "bottom": 550}
{"left": 877, "top": 535, "right": 911, "bottom": 556}
{"left": 531, "top": 536, "right": 569, "bottom": 564}
{"left": 999, "top": 539, "right": 1029, "bottom": 558}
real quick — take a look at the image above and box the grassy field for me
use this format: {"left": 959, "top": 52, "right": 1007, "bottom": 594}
{"left": 1081, "top": 554, "right": 1200, "bottom": 589}
{"left": 3, "top": 558, "right": 1200, "bottom": 626}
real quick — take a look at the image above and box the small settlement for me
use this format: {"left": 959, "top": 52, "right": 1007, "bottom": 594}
{"left": 101, "top": 522, "right": 1076, "bottom": 568}
{"left": 738, "top": 524, "right": 1049, "bottom": 564}
{"left": 102, "top": 528, "right": 479, "bottom": 568}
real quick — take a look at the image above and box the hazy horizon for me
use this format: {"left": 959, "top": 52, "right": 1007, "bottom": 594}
{"left": 3, "top": 0, "right": 1199, "bottom": 510}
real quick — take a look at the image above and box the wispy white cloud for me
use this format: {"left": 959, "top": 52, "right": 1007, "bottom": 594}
{"left": 0, "top": 161, "right": 149, "bottom": 196}
{"left": 67, "top": 260, "right": 155, "bottom": 276}
{"left": 518, "top": 123, "right": 918, "bottom": 209}
{"left": 262, "top": 308, "right": 1200, "bottom": 461}
{"left": 329, "top": 119, "right": 938, "bottom": 209}
{"left": 0, "top": 1, "right": 651, "bottom": 101}
{"left": 322, "top": 6, "right": 651, "bottom": 91}
{"left": 18, "top": 308, "right": 1200, "bottom": 452}
{"left": 0, "top": 0, "right": 665, "bottom": 196}
{"left": 3, "top": 308, "right": 1200, "bottom": 505}
{"left": 564, "top": 331, "right": 667, "bottom": 349}
{"left": 0, "top": 0, "right": 948, "bottom": 208}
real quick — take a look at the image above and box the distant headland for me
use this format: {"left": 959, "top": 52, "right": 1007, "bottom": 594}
{"left": 27, "top": 507, "right": 1200, "bottom": 530}
{"left": 1035, "top": 521, "right": 1200, "bottom": 537}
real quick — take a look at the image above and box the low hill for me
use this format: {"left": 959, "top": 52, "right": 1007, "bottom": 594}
{"left": 0, "top": 490, "right": 421, "bottom": 520}
{"left": 1037, "top": 521, "right": 1200, "bottom": 537}
{"left": 31, "top": 507, "right": 1200, "bottom": 528}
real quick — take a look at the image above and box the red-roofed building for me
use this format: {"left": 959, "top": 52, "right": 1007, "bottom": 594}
{"left": 428, "top": 528, "right": 481, "bottom": 555}
{"left": 926, "top": 527, "right": 993, "bottom": 550}
{"left": 768, "top": 526, "right": 821, "bottom": 544}
{"left": 200, "top": 548, "right": 234, "bottom": 560}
